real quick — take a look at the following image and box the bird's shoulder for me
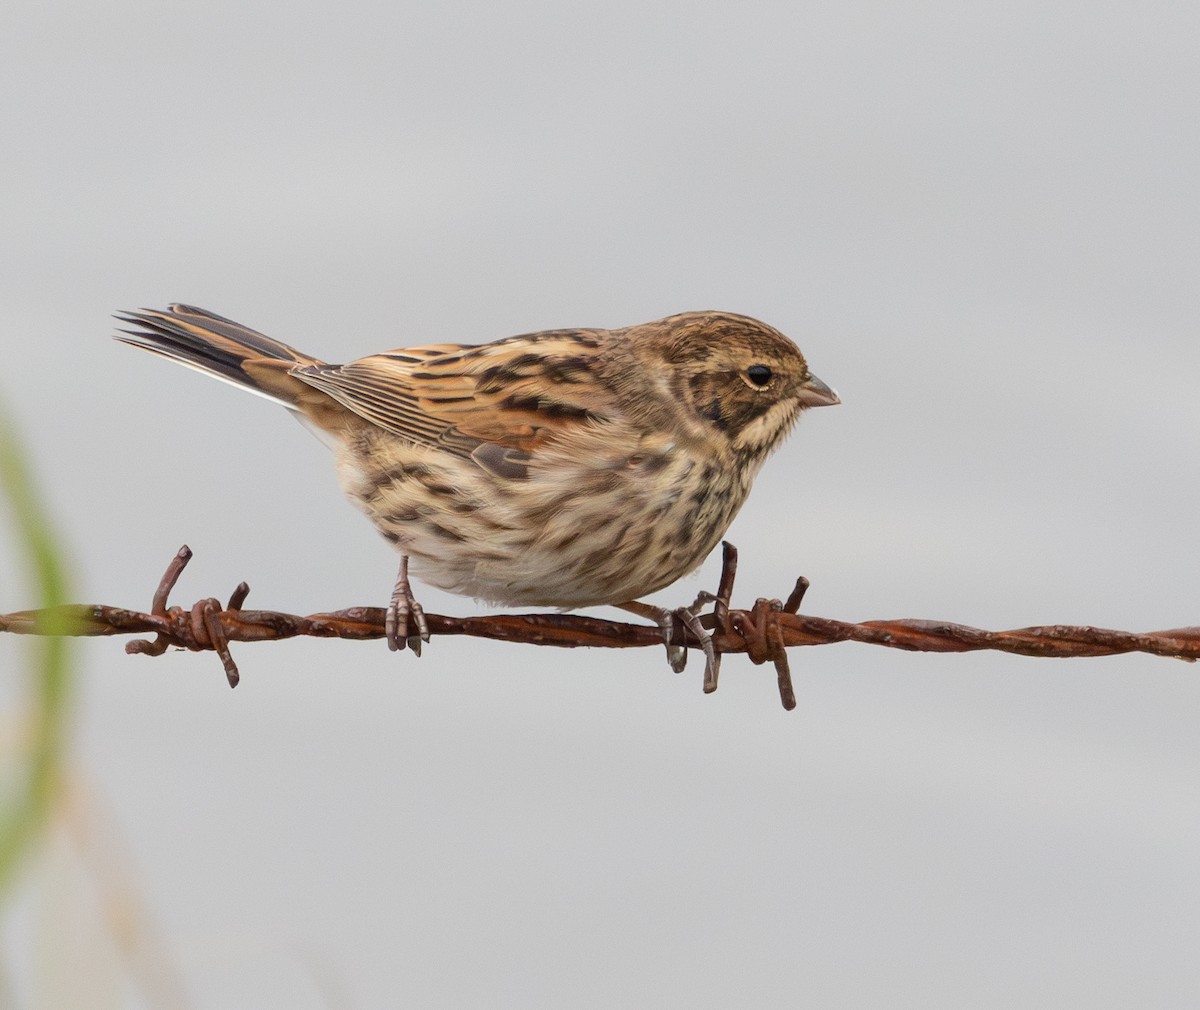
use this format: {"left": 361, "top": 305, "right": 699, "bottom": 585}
{"left": 290, "top": 329, "right": 643, "bottom": 476}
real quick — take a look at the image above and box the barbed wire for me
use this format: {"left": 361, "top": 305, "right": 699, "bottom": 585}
{"left": 1, "top": 543, "right": 1197, "bottom": 710}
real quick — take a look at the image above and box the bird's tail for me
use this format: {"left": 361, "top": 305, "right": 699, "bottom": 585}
{"left": 115, "top": 304, "right": 323, "bottom": 409}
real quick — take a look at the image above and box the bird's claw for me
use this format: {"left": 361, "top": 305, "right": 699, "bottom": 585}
{"left": 386, "top": 556, "right": 430, "bottom": 655}
{"left": 671, "top": 606, "right": 720, "bottom": 693}
{"left": 634, "top": 603, "right": 720, "bottom": 689}
{"left": 654, "top": 608, "right": 690, "bottom": 673}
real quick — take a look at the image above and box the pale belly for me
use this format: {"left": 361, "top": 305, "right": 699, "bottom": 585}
{"left": 334, "top": 434, "right": 755, "bottom": 608}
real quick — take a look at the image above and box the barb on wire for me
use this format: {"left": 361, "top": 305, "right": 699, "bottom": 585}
{"left": 1, "top": 543, "right": 1197, "bottom": 711}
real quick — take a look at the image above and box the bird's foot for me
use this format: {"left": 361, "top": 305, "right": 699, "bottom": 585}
{"left": 617, "top": 542, "right": 743, "bottom": 693}
{"left": 618, "top": 600, "right": 720, "bottom": 692}
{"left": 386, "top": 556, "right": 430, "bottom": 655}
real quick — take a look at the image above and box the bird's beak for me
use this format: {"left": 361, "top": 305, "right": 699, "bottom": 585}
{"left": 796, "top": 372, "right": 840, "bottom": 408}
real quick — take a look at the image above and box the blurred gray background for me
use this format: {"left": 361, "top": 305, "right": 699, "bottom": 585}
{"left": 2, "top": 0, "right": 1199, "bottom": 1006}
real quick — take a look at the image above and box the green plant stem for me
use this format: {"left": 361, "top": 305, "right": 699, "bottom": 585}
{"left": 0, "top": 401, "right": 74, "bottom": 896}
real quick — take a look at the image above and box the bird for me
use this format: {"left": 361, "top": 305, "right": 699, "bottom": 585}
{"left": 116, "top": 304, "right": 838, "bottom": 675}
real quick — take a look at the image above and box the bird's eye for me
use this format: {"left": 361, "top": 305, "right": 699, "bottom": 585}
{"left": 746, "top": 364, "right": 773, "bottom": 387}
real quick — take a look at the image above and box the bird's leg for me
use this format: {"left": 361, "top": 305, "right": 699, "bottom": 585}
{"left": 668, "top": 541, "right": 738, "bottom": 692}
{"left": 386, "top": 555, "right": 429, "bottom": 655}
{"left": 619, "top": 600, "right": 690, "bottom": 672}
{"left": 674, "top": 606, "right": 718, "bottom": 690}
{"left": 617, "top": 600, "right": 719, "bottom": 689}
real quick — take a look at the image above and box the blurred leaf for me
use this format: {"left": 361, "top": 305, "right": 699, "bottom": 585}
{"left": 0, "top": 399, "right": 75, "bottom": 897}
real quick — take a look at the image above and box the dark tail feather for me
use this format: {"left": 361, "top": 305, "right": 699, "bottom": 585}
{"left": 115, "top": 304, "right": 320, "bottom": 407}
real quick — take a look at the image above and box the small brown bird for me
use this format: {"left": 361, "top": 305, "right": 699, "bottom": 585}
{"left": 117, "top": 305, "right": 838, "bottom": 672}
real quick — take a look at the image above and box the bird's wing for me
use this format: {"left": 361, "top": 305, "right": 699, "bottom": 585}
{"left": 292, "top": 329, "right": 620, "bottom": 477}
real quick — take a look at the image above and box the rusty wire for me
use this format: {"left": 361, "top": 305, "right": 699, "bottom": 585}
{"left": 1, "top": 543, "right": 1197, "bottom": 711}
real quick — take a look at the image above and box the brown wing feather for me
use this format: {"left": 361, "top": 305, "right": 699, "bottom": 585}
{"left": 291, "top": 330, "right": 619, "bottom": 462}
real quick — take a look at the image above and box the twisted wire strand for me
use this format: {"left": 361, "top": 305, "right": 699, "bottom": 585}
{"left": 2, "top": 544, "right": 1196, "bottom": 709}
